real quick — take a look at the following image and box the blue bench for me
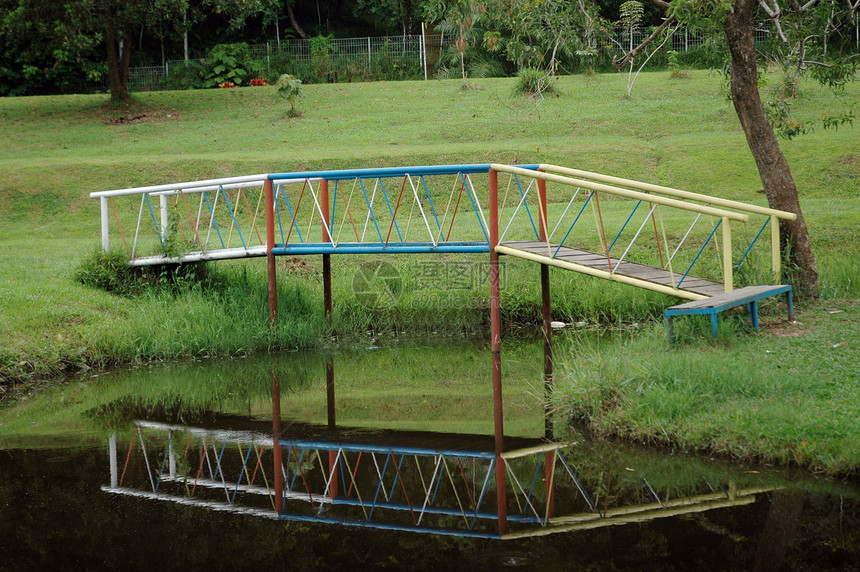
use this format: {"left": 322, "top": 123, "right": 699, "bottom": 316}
{"left": 665, "top": 285, "right": 793, "bottom": 342}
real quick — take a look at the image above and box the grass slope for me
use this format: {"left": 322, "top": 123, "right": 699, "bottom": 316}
{"left": 1, "top": 72, "right": 858, "bottom": 472}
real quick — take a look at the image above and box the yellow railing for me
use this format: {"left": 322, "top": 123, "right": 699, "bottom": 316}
{"left": 490, "top": 164, "right": 797, "bottom": 297}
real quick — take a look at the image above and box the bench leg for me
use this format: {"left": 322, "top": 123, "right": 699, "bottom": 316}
{"left": 786, "top": 290, "right": 794, "bottom": 322}
{"left": 750, "top": 300, "right": 759, "bottom": 330}
{"left": 710, "top": 313, "right": 719, "bottom": 338}
{"left": 666, "top": 315, "right": 674, "bottom": 344}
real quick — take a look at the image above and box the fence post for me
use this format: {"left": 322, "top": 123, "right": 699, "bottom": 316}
{"left": 421, "top": 25, "right": 428, "bottom": 81}
{"left": 101, "top": 197, "right": 110, "bottom": 252}
{"left": 368, "top": 36, "right": 372, "bottom": 69}
{"left": 267, "top": 42, "right": 271, "bottom": 72}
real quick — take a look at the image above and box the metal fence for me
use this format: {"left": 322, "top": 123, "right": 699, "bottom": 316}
{"left": 94, "top": 25, "right": 771, "bottom": 93}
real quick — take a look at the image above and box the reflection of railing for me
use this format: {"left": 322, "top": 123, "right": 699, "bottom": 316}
{"left": 104, "top": 421, "right": 769, "bottom": 539}
{"left": 489, "top": 164, "right": 797, "bottom": 299}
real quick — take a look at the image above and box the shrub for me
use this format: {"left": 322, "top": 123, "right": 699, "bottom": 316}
{"left": 200, "top": 43, "right": 264, "bottom": 88}
{"left": 514, "top": 67, "right": 555, "bottom": 96}
{"left": 74, "top": 248, "right": 211, "bottom": 297}
{"left": 161, "top": 60, "right": 205, "bottom": 90}
{"left": 276, "top": 73, "right": 304, "bottom": 116}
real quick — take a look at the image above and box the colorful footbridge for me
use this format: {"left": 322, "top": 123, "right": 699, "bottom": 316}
{"left": 92, "top": 163, "right": 795, "bottom": 535}
{"left": 90, "top": 162, "right": 796, "bottom": 301}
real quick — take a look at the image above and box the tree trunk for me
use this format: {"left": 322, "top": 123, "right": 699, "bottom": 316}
{"left": 724, "top": 0, "right": 818, "bottom": 295}
{"left": 104, "top": 6, "right": 131, "bottom": 103}
{"left": 285, "top": 1, "right": 307, "bottom": 40}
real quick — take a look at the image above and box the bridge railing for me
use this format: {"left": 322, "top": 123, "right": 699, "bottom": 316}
{"left": 263, "top": 165, "right": 513, "bottom": 255}
{"left": 90, "top": 175, "right": 270, "bottom": 266}
{"left": 91, "top": 165, "right": 541, "bottom": 264}
{"left": 538, "top": 165, "right": 798, "bottom": 285}
{"left": 489, "top": 164, "right": 797, "bottom": 298}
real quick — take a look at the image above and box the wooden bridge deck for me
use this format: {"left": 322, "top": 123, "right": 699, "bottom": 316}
{"left": 498, "top": 240, "right": 726, "bottom": 299}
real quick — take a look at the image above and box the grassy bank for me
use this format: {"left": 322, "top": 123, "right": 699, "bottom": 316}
{"left": 554, "top": 298, "right": 860, "bottom": 475}
{"left": 1, "top": 71, "right": 857, "bottom": 384}
{"left": 1, "top": 71, "right": 858, "bottom": 473}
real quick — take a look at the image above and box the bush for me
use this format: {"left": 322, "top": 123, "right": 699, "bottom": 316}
{"left": 514, "top": 67, "right": 555, "bottom": 96}
{"left": 200, "top": 43, "right": 265, "bottom": 88}
{"left": 161, "top": 60, "right": 205, "bottom": 90}
{"left": 74, "top": 248, "right": 211, "bottom": 297}
{"left": 276, "top": 73, "right": 303, "bottom": 116}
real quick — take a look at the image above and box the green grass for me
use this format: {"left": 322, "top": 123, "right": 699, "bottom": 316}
{"left": 554, "top": 298, "right": 860, "bottom": 475}
{"left": 1, "top": 71, "right": 858, "bottom": 473}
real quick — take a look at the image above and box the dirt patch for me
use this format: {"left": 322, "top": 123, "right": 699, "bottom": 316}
{"left": 108, "top": 114, "right": 147, "bottom": 125}
{"left": 767, "top": 325, "right": 805, "bottom": 337}
{"left": 104, "top": 110, "right": 181, "bottom": 125}
{"left": 829, "top": 153, "right": 859, "bottom": 178}
{"left": 761, "top": 319, "right": 805, "bottom": 337}
{"left": 279, "top": 257, "right": 315, "bottom": 276}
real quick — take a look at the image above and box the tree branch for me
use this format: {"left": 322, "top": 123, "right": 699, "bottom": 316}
{"left": 612, "top": 16, "right": 675, "bottom": 70}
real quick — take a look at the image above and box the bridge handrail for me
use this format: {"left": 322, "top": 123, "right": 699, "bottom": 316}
{"left": 266, "top": 164, "right": 539, "bottom": 182}
{"left": 89, "top": 174, "right": 269, "bottom": 198}
{"left": 491, "top": 164, "right": 750, "bottom": 223}
{"left": 539, "top": 164, "right": 797, "bottom": 221}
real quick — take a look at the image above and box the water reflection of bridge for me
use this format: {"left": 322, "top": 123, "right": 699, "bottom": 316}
{"left": 103, "top": 368, "right": 769, "bottom": 540}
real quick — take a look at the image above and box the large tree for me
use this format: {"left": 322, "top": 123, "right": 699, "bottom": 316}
{"left": 2, "top": 0, "right": 279, "bottom": 103}
{"left": 638, "top": 0, "right": 830, "bottom": 295}
{"left": 2, "top": 0, "right": 177, "bottom": 103}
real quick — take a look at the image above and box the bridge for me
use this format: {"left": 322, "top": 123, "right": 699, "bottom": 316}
{"left": 91, "top": 163, "right": 795, "bottom": 534}
{"left": 90, "top": 162, "right": 795, "bottom": 299}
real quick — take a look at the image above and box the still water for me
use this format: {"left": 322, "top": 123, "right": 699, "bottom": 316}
{"left": 1, "top": 336, "right": 858, "bottom": 570}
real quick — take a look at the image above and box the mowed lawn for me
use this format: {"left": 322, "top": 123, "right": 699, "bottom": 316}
{"left": 1, "top": 71, "right": 858, "bottom": 472}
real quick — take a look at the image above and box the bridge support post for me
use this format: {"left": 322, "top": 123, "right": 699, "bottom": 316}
{"left": 321, "top": 179, "right": 338, "bottom": 498}
{"left": 326, "top": 355, "right": 338, "bottom": 498}
{"left": 489, "top": 167, "right": 507, "bottom": 536}
{"left": 537, "top": 171, "right": 554, "bottom": 440}
{"left": 770, "top": 214, "right": 780, "bottom": 283}
{"left": 321, "top": 179, "right": 333, "bottom": 324}
{"left": 545, "top": 449, "right": 556, "bottom": 519}
{"left": 265, "top": 179, "right": 278, "bottom": 326}
{"left": 541, "top": 263, "right": 553, "bottom": 440}
{"left": 100, "top": 197, "right": 110, "bottom": 253}
{"left": 272, "top": 369, "right": 284, "bottom": 513}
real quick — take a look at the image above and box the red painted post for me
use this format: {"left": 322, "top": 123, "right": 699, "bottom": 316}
{"left": 271, "top": 370, "right": 283, "bottom": 513}
{"left": 489, "top": 167, "right": 507, "bottom": 536}
{"left": 321, "top": 182, "right": 336, "bottom": 498}
{"left": 541, "top": 263, "right": 553, "bottom": 440}
{"left": 537, "top": 176, "right": 548, "bottom": 243}
{"left": 265, "top": 179, "right": 278, "bottom": 326}
{"left": 326, "top": 356, "right": 336, "bottom": 428}
{"left": 321, "top": 179, "right": 333, "bottom": 323}
{"left": 328, "top": 449, "right": 339, "bottom": 499}
{"left": 537, "top": 170, "right": 554, "bottom": 439}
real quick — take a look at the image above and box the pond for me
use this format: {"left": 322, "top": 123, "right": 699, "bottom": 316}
{"left": 1, "top": 335, "right": 858, "bottom": 570}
